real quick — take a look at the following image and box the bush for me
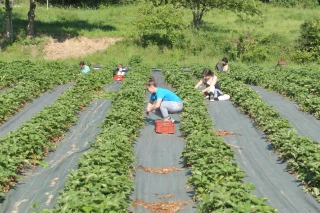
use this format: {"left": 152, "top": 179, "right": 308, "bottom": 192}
{"left": 223, "top": 31, "right": 274, "bottom": 63}
{"left": 128, "top": 55, "right": 143, "bottom": 66}
{"left": 293, "top": 18, "right": 320, "bottom": 63}
{"left": 261, "top": 0, "right": 320, "bottom": 8}
{"left": 36, "top": 0, "right": 134, "bottom": 8}
{"left": 136, "top": 4, "right": 187, "bottom": 49}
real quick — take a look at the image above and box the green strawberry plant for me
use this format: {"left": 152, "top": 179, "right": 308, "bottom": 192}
{"left": 42, "top": 62, "right": 150, "bottom": 212}
{"left": 162, "top": 63, "right": 277, "bottom": 212}
{"left": 0, "top": 64, "right": 115, "bottom": 198}
{"left": 217, "top": 73, "right": 320, "bottom": 202}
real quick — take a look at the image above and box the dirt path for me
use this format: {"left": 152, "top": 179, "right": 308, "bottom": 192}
{"left": 43, "top": 36, "right": 122, "bottom": 60}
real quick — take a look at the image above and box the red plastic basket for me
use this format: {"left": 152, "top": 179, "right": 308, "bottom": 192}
{"left": 155, "top": 120, "right": 174, "bottom": 134}
{"left": 113, "top": 75, "right": 124, "bottom": 81}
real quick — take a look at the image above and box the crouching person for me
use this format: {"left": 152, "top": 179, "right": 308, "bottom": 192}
{"left": 145, "top": 77, "right": 183, "bottom": 122}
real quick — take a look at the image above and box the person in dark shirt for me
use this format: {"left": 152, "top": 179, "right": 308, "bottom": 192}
{"left": 215, "top": 57, "right": 229, "bottom": 73}
{"left": 113, "top": 64, "right": 129, "bottom": 76}
{"left": 195, "top": 68, "right": 230, "bottom": 102}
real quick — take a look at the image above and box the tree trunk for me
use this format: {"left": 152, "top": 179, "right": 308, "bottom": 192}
{"left": 27, "top": 0, "right": 36, "bottom": 38}
{"left": 5, "top": 0, "right": 13, "bottom": 42}
{"left": 190, "top": 3, "right": 206, "bottom": 29}
{"left": 193, "top": 12, "right": 201, "bottom": 28}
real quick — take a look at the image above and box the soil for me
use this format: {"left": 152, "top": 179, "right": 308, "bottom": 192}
{"left": 43, "top": 36, "right": 123, "bottom": 60}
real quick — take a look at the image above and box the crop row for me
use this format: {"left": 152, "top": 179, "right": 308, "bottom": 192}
{"left": 0, "top": 61, "right": 77, "bottom": 88}
{"left": 227, "top": 65, "right": 320, "bottom": 119}
{"left": 0, "top": 65, "right": 114, "bottom": 198}
{"left": 275, "top": 66, "right": 320, "bottom": 94}
{"left": 216, "top": 73, "right": 320, "bottom": 202}
{"left": 162, "top": 64, "right": 277, "bottom": 212}
{"left": 0, "top": 63, "right": 79, "bottom": 124}
{"left": 42, "top": 62, "right": 150, "bottom": 212}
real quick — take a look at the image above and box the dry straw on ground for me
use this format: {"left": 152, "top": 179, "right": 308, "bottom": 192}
{"left": 213, "top": 129, "right": 242, "bottom": 136}
{"left": 136, "top": 165, "right": 184, "bottom": 174}
{"left": 132, "top": 199, "right": 190, "bottom": 213}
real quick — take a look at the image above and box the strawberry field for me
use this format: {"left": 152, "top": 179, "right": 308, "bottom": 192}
{"left": 0, "top": 60, "right": 319, "bottom": 213}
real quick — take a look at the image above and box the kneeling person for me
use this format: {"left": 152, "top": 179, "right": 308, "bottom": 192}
{"left": 145, "top": 77, "right": 183, "bottom": 122}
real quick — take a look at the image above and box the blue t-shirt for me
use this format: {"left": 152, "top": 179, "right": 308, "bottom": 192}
{"left": 150, "top": 88, "right": 182, "bottom": 102}
{"left": 81, "top": 65, "right": 90, "bottom": 74}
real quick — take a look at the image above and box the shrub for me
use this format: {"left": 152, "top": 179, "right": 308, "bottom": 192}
{"left": 223, "top": 32, "right": 271, "bottom": 63}
{"left": 261, "top": 0, "right": 320, "bottom": 8}
{"left": 293, "top": 18, "right": 320, "bottom": 63}
{"left": 136, "top": 4, "right": 187, "bottom": 49}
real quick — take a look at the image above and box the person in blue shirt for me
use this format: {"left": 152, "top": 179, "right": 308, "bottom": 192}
{"left": 79, "top": 61, "right": 90, "bottom": 74}
{"left": 145, "top": 76, "right": 183, "bottom": 122}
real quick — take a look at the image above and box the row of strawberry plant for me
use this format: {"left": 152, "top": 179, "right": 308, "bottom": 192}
{"left": 0, "top": 63, "right": 80, "bottom": 124}
{"left": 276, "top": 66, "right": 320, "bottom": 96}
{"left": 274, "top": 66, "right": 320, "bottom": 94}
{"left": 0, "top": 65, "right": 114, "bottom": 198}
{"left": 227, "top": 65, "right": 320, "bottom": 119}
{"left": 0, "top": 61, "right": 78, "bottom": 89}
{"left": 42, "top": 63, "right": 150, "bottom": 212}
{"left": 216, "top": 73, "right": 320, "bottom": 202}
{"left": 226, "top": 64, "right": 320, "bottom": 96}
{"left": 162, "top": 63, "right": 277, "bottom": 212}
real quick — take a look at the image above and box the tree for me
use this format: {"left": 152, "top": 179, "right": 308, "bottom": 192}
{"left": 5, "top": 0, "right": 13, "bottom": 42}
{"left": 150, "top": 0, "right": 263, "bottom": 28}
{"left": 27, "top": 0, "right": 36, "bottom": 37}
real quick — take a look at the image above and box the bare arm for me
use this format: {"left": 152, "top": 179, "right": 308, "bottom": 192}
{"left": 200, "top": 76, "right": 217, "bottom": 93}
{"left": 195, "top": 79, "right": 203, "bottom": 89}
{"left": 223, "top": 64, "right": 229, "bottom": 72}
{"left": 146, "top": 99, "right": 162, "bottom": 112}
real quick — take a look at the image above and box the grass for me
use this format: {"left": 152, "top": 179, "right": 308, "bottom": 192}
{"left": 0, "top": 2, "right": 319, "bottom": 68}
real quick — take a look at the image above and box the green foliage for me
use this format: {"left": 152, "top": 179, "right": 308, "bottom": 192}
{"left": 162, "top": 63, "right": 277, "bottom": 212}
{"left": 223, "top": 31, "right": 287, "bottom": 63}
{"left": 149, "top": 0, "right": 263, "bottom": 28}
{"left": 42, "top": 63, "right": 150, "bottom": 213}
{"left": 293, "top": 18, "right": 320, "bottom": 63}
{"left": 128, "top": 54, "right": 143, "bottom": 66}
{"left": 136, "top": 4, "right": 187, "bottom": 48}
{"left": 36, "top": 0, "right": 135, "bottom": 8}
{"left": 224, "top": 65, "right": 320, "bottom": 200}
{"left": 265, "top": 0, "right": 320, "bottom": 8}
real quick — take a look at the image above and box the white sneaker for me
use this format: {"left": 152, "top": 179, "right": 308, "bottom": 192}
{"left": 204, "top": 95, "right": 209, "bottom": 99}
{"left": 168, "top": 117, "right": 175, "bottom": 123}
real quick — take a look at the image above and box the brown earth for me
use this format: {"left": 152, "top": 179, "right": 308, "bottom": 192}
{"left": 43, "top": 36, "right": 123, "bottom": 60}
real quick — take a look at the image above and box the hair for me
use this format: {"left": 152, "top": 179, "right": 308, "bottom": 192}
{"left": 79, "top": 61, "right": 85, "bottom": 66}
{"left": 146, "top": 76, "right": 157, "bottom": 87}
{"left": 222, "top": 57, "right": 228, "bottom": 64}
{"left": 117, "top": 64, "right": 123, "bottom": 68}
{"left": 202, "top": 68, "right": 214, "bottom": 77}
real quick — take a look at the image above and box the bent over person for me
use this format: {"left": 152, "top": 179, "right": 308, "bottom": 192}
{"left": 79, "top": 61, "right": 90, "bottom": 74}
{"left": 215, "top": 57, "right": 229, "bottom": 73}
{"left": 145, "top": 77, "right": 183, "bottom": 122}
